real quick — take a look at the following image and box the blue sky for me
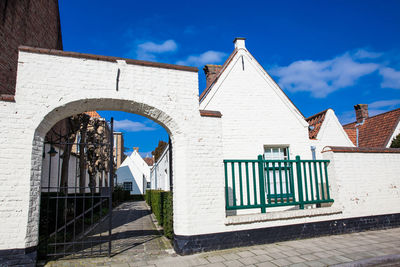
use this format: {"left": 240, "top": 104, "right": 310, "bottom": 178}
{"left": 59, "top": 0, "right": 400, "bottom": 156}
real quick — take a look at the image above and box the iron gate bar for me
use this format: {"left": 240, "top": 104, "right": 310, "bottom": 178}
{"left": 39, "top": 117, "right": 114, "bottom": 260}
{"left": 108, "top": 117, "right": 114, "bottom": 257}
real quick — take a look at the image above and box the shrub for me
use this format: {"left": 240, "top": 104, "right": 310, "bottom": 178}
{"left": 162, "top": 192, "right": 173, "bottom": 239}
{"left": 151, "top": 190, "right": 164, "bottom": 225}
{"left": 145, "top": 189, "right": 173, "bottom": 239}
{"left": 390, "top": 133, "right": 400, "bottom": 148}
{"left": 145, "top": 189, "right": 152, "bottom": 206}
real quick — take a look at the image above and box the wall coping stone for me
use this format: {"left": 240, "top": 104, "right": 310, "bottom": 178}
{"left": 322, "top": 146, "right": 400, "bottom": 154}
{"left": 0, "top": 94, "right": 15, "bottom": 102}
{"left": 225, "top": 206, "right": 342, "bottom": 225}
{"left": 18, "top": 46, "right": 198, "bottom": 73}
{"left": 200, "top": 110, "right": 222, "bottom": 118}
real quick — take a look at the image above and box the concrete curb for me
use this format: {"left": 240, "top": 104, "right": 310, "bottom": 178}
{"left": 332, "top": 254, "right": 400, "bottom": 267}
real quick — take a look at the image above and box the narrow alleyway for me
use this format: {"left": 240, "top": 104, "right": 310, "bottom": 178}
{"left": 45, "top": 201, "right": 400, "bottom": 267}
{"left": 44, "top": 201, "right": 175, "bottom": 266}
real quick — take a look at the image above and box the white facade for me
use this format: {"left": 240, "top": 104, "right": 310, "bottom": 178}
{"left": 116, "top": 150, "right": 150, "bottom": 195}
{"left": 199, "top": 41, "right": 346, "bottom": 161}
{"left": 310, "top": 109, "right": 355, "bottom": 159}
{"left": 0, "top": 42, "right": 399, "bottom": 255}
{"left": 150, "top": 145, "right": 170, "bottom": 191}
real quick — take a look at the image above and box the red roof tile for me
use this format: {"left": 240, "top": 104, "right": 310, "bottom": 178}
{"left": 143, "top": 157, "right": 154, "bottom": 166}
{"left": 85, "top": 111, "right": 101, "bottom": 118}
{"left": 343, "top": 108, "right": 400, "bottom": 147}
{"left": 305, "top": 110, "right": 328, "bottom": 139}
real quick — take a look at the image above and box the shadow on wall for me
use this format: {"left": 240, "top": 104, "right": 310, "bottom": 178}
{"left": 226, "top": 187, "right": 237, "bottom": 216}
{"left": 116, "top": 165, "right": 141, "bottom": 195}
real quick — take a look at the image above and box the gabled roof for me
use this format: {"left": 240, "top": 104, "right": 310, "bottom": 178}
{"left": 199, "top": 46, "right": 306, "bottom": 123}
{"left": 343, "top": 108, "right": 400, "bottom": 147}
{"left": 305, "top": 109, "right": 328, "bottom": 139}
{"left": 199, "top": 49, "right": 238, "bottom": 102}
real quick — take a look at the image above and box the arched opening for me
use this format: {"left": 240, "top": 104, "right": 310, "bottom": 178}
{"left": 30, "top": 99, "right": 180, "bottom": 261}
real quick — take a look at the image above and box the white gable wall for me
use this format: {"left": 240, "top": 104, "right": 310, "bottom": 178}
{"left": 386, "top": 120, "right": 400, "bottom": 147}
{"left": 200, "top": 49, "right": 311, "bottom": 160}
{"left": 150, "top": 145, "right": 170, "bottom": 191}
{"left": 313, "top": 109, "right": 355, "bottom": 159}
{"left": 116, "top": 151, "right": 150, "bottom": 195}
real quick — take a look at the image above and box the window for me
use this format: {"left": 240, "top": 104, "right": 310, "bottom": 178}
{"left": 263, "top": 146, "right": 294, "bottom": 202}
{"left": 123, "top": 182, "right": 132, "bottom": 191}
{"left": 264, "top": 147, "right": 289, "bottom": 160}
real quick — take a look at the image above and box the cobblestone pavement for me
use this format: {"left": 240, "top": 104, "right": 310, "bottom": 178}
{"left": 44, "top": 201, "right": 174, "bottom": 266}
{"left": 45, "top": 202, "right": 400, "bottom": 267}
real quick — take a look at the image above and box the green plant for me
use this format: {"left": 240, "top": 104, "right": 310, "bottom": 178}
{"left": 390, "top": 133, "right": 400, "bottom": 148}
{"left": 145, "top": 190, "right": 152, "bottom": 206}
{"left": 162, "top": 192, "right": 173, "bottom": 239}
{"left": 151, "top": 190, "right": 164, "bottom": 225}
{"left": 145, "top": 189, "right": 173, "bottom": 239}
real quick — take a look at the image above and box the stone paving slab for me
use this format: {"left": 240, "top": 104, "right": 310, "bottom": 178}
{"left": 45, "top": 202, "right": 400, "bottom": 266}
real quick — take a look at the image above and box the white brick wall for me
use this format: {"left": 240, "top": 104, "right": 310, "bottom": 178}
{"left": 0, "top": 50, "right": 226, "bottom": 249}
{"left": 200, "top": 48, "right": 312, "bottom": 160}
{"left": 323, "top": 150, "right": 400, "bottom": 217}
{"left": 1, "top": 47, "right": 399, "bottom": 253}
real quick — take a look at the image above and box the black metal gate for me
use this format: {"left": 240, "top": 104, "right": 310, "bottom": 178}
{"left": 38, "top": 116, "right": 114, "bottom": 260}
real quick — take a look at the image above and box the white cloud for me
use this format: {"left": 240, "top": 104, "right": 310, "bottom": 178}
{"left": 177, "top": 50, "right": 227, "bottom": 66}
{"left": 114, "top": 119, "right": 156, "bottom": 132}
{"left": 369, "top": 99, "right": 400, "bottom": 109}
{"left": 134, "top": 39, "right": 178, "bottom": 61}
{"left": 380, "top": 67, "right": 400, "bottom": 89}
{"left": 353, "top": 49, "right": 383, "bottom": 59}
{"left": 368, "top": 99, "right": 400, "bottom": 117}
{"left": 271, "top": 52, "right": 380, "bottom": 98}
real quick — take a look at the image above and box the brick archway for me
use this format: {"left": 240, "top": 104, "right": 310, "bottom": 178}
{"left": 28, "top": 97, "right": 183, "bottom": 250}
{"left": 0, "top": 47, "right": 225, "bottom": 262}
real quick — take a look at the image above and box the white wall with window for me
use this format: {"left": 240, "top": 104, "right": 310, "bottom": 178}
{"left": 115, "top": 150, "right": 150, "bottom": 195}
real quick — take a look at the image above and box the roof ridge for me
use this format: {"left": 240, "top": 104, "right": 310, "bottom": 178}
{"left": 199, "top": 49, "right": 238, "bottom": 102}
{"left": 305, "top": 109, "right": 329, "bottom": 121}
{"left": 343, "top": 107, "right": 400, "bottom": 127}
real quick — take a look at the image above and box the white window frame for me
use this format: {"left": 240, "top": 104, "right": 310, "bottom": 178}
{"left": 123, "top": 181, "right": 132, "bottom": 191}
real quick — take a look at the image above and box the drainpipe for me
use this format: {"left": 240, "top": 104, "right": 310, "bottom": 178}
{"left": 310, "top": 146, "right": 316, "bottom": 160}
{"left": 355, "top": 119, "right": 365, "bottom": 147}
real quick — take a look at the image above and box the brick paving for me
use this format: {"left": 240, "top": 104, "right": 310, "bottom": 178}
{"left": 45, "top": 201, "right": 400, "bottom": 266}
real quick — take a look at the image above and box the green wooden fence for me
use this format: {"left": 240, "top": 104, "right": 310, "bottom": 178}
{"left": 224, "top": 155, "right": 334, "bottom": 213}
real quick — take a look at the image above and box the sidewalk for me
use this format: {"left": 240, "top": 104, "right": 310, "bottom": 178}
{"left": 45, "top": 201, "right": 400, "bottom": 267}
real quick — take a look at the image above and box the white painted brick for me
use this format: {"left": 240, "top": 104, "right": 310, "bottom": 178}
{"left": 1, "top": 48, "right": 399, "bottom": 253}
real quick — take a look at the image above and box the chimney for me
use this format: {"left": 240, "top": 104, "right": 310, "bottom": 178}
{"left": 203, "top": 64, "right": 222, "bottom": 88}
{"left": 133, "top": 147, "right": 139, "bottom": 152}
{"left": 233, "top": 37, "right": 246, "bottom": 49}
{"left": 354, "top": 104, "right": 369, "bottom": 123}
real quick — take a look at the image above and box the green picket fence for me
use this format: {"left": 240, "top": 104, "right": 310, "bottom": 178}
{"left": 224, "top": 155, "right": 334, "bottom": 212}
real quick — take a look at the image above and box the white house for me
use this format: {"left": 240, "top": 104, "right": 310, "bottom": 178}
{"left": 199, "top": 38, "right": 352, "bottom": 162}
{"left": 306, "top": 109, "right": 354, "bottom": 159}
{"left": 2, "top": 38, "right": 400, "bottom": 262}
{"left": 116, "top": 149, "right": 151, "bottom": 195}
{"left": 150, "top": 144, "right": 171, "bottom": 191}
